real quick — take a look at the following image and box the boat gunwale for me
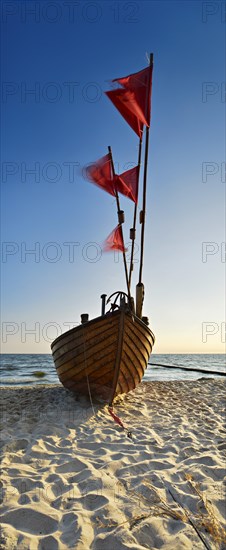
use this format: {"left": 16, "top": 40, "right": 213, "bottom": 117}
{"left": 51, "top": 308, "right": 155, "bottom": 350}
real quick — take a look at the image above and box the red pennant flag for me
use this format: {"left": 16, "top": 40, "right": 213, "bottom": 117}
{"left": 113, "top": 65, "right": 153, "bottom": 128}
{"left": 103, "top": 225, "right": 126, "bottom": 253}
{"left": 85, "top": 153, "right": 115, "bottom": 196}
{"left": 105, "top": 88, "right": 144, "bottom": 138}
{"left": 115, "top": 166, "right": 139, "bottom": 203}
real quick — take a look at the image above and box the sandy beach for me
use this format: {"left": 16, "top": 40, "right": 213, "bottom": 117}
{"left": 0, "top": 380, "right": 225, "bottom": 549}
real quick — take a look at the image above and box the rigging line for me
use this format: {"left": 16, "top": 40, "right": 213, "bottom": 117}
{"left": 108, "top": 310, "right": 125, "bottom": 406}
{"left": 128, "top": 135, "right": 143, "bottom": 290}
{"left": 82, "top": 324, "right": 96, "bottom": 417}
{"left": 138, "top": 53, "right": 153, "bottom": 285}
{"left": 108, "top": 146, "right": 131, "bottom": 300}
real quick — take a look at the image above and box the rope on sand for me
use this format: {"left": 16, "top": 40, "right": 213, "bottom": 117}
{"left": 167, "top": 486, "right": 212, "bottom": 550}
{"left": 108, "top": 406, "right": 133, "bottom": 439}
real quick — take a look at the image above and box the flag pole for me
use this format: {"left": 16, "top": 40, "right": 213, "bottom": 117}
{"left": 136, "top": 53, "right": 153, "bottom": 318}
{"left": 128, "top": 135, "right": 143, "bottom": 290}
{"left": 108, "top": 146, "right": 131, "bottom": 301}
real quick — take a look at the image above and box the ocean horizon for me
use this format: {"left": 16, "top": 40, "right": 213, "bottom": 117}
{"left": 0, "top": 353, "right": 225, "bottom": 387}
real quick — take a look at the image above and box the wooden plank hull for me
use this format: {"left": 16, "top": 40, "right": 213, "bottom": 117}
{"left": 51, "top": 310, "right": 155, "bottom": 403}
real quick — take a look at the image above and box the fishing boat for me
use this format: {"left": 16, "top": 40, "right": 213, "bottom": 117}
{"left": 51, "top": 54, "right": 155, "bottom": 404}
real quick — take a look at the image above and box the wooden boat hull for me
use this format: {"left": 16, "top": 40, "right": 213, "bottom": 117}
{"left": 51, "top": 309, "right": 155, "bottom": 403}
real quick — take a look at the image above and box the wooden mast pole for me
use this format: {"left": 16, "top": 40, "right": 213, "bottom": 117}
{"left": 128, "top": 135, "right": 143, "bottom": 290}
{"left": 108, "top": 145, "right": 131, "bottom": 300}
{"left": 136, "top": 53, "right": 153, "bottom": 318}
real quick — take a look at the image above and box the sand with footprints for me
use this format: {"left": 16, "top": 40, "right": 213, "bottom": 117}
{"left": 0, "top": 380, "right": 225, "bottom": 549}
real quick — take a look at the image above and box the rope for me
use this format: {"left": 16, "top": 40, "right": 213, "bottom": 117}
{"left": 82, "top": 325, "right": 96, "bottom": 417}
{"left": 167, "top": 487, "right": 212, "bottom": 550}
{"left": 108, "top": 406, "right": 133, "bottom": 439}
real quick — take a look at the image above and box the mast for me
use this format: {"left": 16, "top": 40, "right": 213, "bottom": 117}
{"left": 136, "top": 53, "right": 153, "bottom": 318}
{"left": 108, "top": 146, "right": 131, "bottom": 300}
{"left": 128, "top": 136, "right": 143, "bottom": 290}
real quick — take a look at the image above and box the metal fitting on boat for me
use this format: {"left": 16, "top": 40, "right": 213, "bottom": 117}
{"left": 142, "top": 316, "right": 149, "bottom": 326}
{"left": 136, "top": 283, "right": 145, "bottom": 318}
{"left": 101, "top": 294, "right": 107, "bottom": 315}
{"left": 120, "top": 295, "right": 126, "bottom": 308}
{"left": 130, "top": 228, "right": 136, "bottom": 240}
{"left": 118, "top": 210, "right": 125, "bottom": 224}
{"left": 81, "top": 313, "right": 89, "bottom": 324}
{"left": 139, "top": 210, "right": 144, "bottom": 223}
{"left": 130, "top": 297, "right": 135, "bottom": 313}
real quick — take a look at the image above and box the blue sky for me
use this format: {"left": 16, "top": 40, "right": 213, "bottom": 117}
{"left": 1, "top": 0, "right": 225, "bottom": 353}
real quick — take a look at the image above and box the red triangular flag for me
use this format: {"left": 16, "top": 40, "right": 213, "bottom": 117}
{"left": 105, "top": 88, "right": 144, "bottom": 138}
{"left": 103, "top": 225, "right": 126, "bottom": 253}
{"left": 85, "top": 153, "right": 115, "bottom": 196}
{"left": 115, "top": 166, "right": 139, "bottom": 203}
{"left": 114, "top": 65, "right": 153, "bottom": 127}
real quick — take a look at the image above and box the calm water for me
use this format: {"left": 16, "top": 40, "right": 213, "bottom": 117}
{"left": 0, "top": 354, "right": 225, "bottom": 386}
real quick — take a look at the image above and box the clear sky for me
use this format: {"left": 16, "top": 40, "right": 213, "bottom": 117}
{"left": 1, "top": 0, "right": 225, "bottom": 354}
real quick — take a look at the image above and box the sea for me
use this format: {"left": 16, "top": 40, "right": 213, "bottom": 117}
{"left": 0, "top": 354, "right": 225, "bottom": 387}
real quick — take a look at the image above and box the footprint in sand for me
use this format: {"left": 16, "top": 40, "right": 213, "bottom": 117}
{"left": 18, "top": 494, "right": 31, "bottom": 505}
{"left": 78, "top": 477, "right": 102, "bottom": 497}
{"left": 1, "top": 508, "right": 58, "bottom": 535}
{"left": 45, "top": 473, "right": 61, "bottom": 483}
{"left": 5, "top": 439, "right": 29, "bottom": 452}
{"left": 218, "top": 442, "right": 226, "bottom": 451}
{"left": 12, "top": 477, "right": 44, "bottom": 494}
{"left": 56, "top": 458, "right": 88, "bottom": 474}
{"left": 51, "top": 481, "right": 74, "bottom": 499}
{"left": 184, "top": 455, "right": 218, "bottom": 467}
{"left": 59, "top": 511, "right": 79, "bottom": 528}
{"left": 58, "top": 438, "right": 72, "bottom": 448}
{"left": 60, "top": 525, "right": 82, "bottom": 547}
{"left": 38, "top": 535, "right": 59, "bottom": 549}
{"left": 68, "top": 469, "right": 91, "bottom": 484}
{"left": 80, "top": 494, "right": 109, "bottom": 511}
